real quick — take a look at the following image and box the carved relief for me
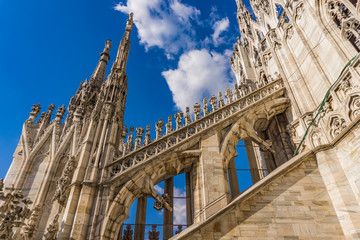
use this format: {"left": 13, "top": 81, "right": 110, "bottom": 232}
{"left": 348, "top": 95, "right": 360, "bottom": 120}
{"left": 285, "top": 25, "right": 294, "bottom": 40}
{"left": 311, "top": 131, "right": 323, "bottom": 147}
{"left": 44, "top": 214, "right": 59, "bottom": 240}
{"left": 294, "top": 2, "right": 304, "bottom": 21}
{"left": 53, "top": 156, "right": 75, "bottom": 205}
{"left": 329, "top": 116, "right": 347, "bottom": 138}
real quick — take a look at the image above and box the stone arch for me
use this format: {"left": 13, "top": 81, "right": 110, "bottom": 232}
{"left": 221, "top": 97, "right": 291, "bottom": 168}
{"left": 100, "top": 153, "right": 193, "bottom": 239}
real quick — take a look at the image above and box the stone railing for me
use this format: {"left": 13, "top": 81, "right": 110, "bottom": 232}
{"left": 106, "top": 78, "right": 285, "bottom": 179}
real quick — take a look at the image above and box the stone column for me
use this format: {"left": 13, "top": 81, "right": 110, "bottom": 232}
{"left": 163, "top": 177, "right": 174, "bottom": 240}
{"left": 134, "top": 196, "right": 147, "bottom": 240}
{"left": 244, "top": 139, "right": 262, "bottom": 183}
{"left": 193, "top": 131, "right": 230, "bottom": 223}
{"left": 185, "top": 172, "right": 193, "bottom": 226}
{"left": 227, "top": 157, "right": 240, "bottom": 199}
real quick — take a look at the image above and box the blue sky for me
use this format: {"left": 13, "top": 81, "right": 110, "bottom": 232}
{"left": 0, "top": 0, "right": 254, "bottom": 236}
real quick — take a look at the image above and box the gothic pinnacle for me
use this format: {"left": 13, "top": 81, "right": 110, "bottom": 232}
{"left": 89, "top": 39, "right": 112, "bottom": 88}
{"left": 111, "top": 12, "right": 134, "bottom": 72}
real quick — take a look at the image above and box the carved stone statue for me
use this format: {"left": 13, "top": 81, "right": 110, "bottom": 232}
{"left": 22, "top": 205, "right": 42, "bottom": 239}
{"left": 218, "top": 92, "right": 225, "bottom": 108}
{"left": 203, "top": 98, "right": 209, "bottom": 116}
{"left": 143, "top": 125, "right": 151, "bottom": 146}
{"left": 134, "top": 127, "right": 144, "bottom": 150}
{"left": 225, "top": 88, "right": 233, "bottom": 103}
{"left": 185, "top": 107, "right": 191, "bottom": 125}
{"left": 125, "top": 126, "right": 134, "bottom": 153}
{"left": 155, "top": 119, "right": 164, "bottom": 139}
{"left": 44, "top": 214, "right": 59, "bottom": 240}
{"left": 174, "top": 112, "right": 183, "bottom": 130}
{"left": 209, "top": 94, "right": 217, "bottom": 112}
{"left": 234, "top": 84, "right": 241, "bottom": 100}
{"left": 165, "top": 116, "right": 173, "bottom": 135}
{"left": 193, "top": 102, "right": 201, "bottom": 121}
{"left": 119, "top": 125, "right": 128, "bottom": 156}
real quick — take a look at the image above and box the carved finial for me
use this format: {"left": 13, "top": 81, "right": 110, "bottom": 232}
{"left": 125, "top": 13, "right": 134, "bottom": 33}
{"left": 225, "top": 88, "right": 233, "bottom": 103}
{"left": 143, "top": 125, "right": 151, "bottom": 146}
{"left": 193, "top": 102, "right": 201, "bottom": 121}
{"left": 165, "top": 116, "right": 173, "bottom": 135}
{"left": 218, "top": 92, "right": 225, "bottom": 108}
{"left": 37, "top": 112, "right": 46, "bottom": 124}
{"left": 185, "top": 107, "right": 191, "bottom": 125}
{"left": 104, "top": 39, "right": 111, "bottom": 54}
{"left": 54, "top": 105, "right": 66, "bottom": 123}
{"left": 134, "top": 127, "right": 144, "bottom": 150}
{"left": 26, "top": 103, "right": 41, "bottom": 124}
{"left": 149, "top": 225, "right": 160, "bottom": 240}
{"left": 123, "top": 225, "right": 133, "bottom": 240}
{"left": 203, "top": 98, "right": 209, "bottom": 116}
{"left": 209, "top": 94, "right": 217, "bottom": 112}
{"left": 175, "top": 225, "right": 183, "bottom": 234}
{"left": 155, "top": 119, "right": 164, "bottom": 140}
{"left": 174, "top": 111, "right": 183, "bottom": 130}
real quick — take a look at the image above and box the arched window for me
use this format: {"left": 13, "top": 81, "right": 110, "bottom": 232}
{"left": 119, "top": 173, "right": 192, "bottom": 239}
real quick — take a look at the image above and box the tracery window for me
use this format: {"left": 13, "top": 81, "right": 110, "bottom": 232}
{"left": 326, "top": 0, "right": 360, "bottom": 51}
{"left": 327, "top": 0, "right": 352, "bottom": 28}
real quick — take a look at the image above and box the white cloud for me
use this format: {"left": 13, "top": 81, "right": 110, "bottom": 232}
{"left": 173, "top": 187, "right": 186, "bottom": 225}
{"left": 153, "top": 185, "right": 187, "bottom": 225}
{"left": 114, "top": 0, "right": 200, "bottom": 56}
{"left": 212, "top": 18, "right": 230, "bottom": 46}
{"left": 162, "top": 49, "right": 235, "bottom": 112}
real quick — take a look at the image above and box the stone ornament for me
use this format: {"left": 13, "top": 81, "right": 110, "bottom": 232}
{"left": 166, "top": 116, "right": 173, "bottom": 134}
{"left": 185, "top": 107, "right": 191, "bottom": 125}
{"left": 193, "top": 102, "right": 201, "bottom": 120}
{"left": 174, "top": 112, "right": 183, "bottom": 130}
{"left": 202, "top": 98, "right": 209, "bottom": 116}
{"left": 143, "top": 125, "right": 151, "bottom": 146}
{"left": 349, "top": 95, "right": 360, "bottom": 120}
{"left": 330, "top": 116, "right": 347, "bottom": 138}
{"left": 225, "top": 88, "right": 233, "bottom": 103}
{"left": 134, "top": 127, "right": 144, "bottom": 150}
{"left": 109, "top": 79, "right": 285, "bottom": 177}
{"left": 53, "top": 156, "right": 75, "bottom": 205}
{"left": 44, "top": 214, "right": 59, "bottom": 240}
{"left": 148, "top": 225, "right": 160, "bottom": 240}
{"left": 0, "top": 185, "right": 33, "bottom": 239}
{"left": 26, "top": 103, "right": 41, "bottom": 125}
{"left": 210, "top": 95, "right": 218, "bottom": 112}
{"left": 122, "top": 225, "right": 133, "bottom": 240}
{"left": 155, "top": 119, "right": 164, "bottom": 139}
